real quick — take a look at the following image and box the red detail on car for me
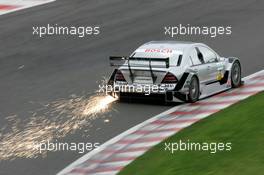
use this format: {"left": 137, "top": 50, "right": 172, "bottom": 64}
{"left": 162, "top": 72, "right": 178, "bottom": 84}
{"left": 115, "top": 70, "right": 126, "bottom": 82}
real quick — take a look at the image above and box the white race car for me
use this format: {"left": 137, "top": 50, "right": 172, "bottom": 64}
{"left": 108, "top": 41, "right": 242, "bottom": 103}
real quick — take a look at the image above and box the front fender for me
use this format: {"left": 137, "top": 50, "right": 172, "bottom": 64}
{"left": 225, "top": 57, "right": 241, "bottom": 71}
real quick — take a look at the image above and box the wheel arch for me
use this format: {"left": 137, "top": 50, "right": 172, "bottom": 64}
{"left": 226, "top": 57, "right": 241, "bottom": 71}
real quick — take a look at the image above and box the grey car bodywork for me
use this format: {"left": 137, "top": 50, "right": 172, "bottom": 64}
{"left": 108, "top": 41, "right": 242, "bottom": 102}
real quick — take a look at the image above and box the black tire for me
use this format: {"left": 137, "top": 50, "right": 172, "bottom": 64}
{"left": 188, "top": 76, "right": 200, "bottom": 103}
{"left": 231, "top": 61, "right": 242, "bottom": 88}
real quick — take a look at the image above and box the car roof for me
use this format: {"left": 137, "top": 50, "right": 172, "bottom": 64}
{"left": 136, "top": 41, "right": 200, "bottom": 52}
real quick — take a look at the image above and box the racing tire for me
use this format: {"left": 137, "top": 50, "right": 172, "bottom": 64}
{"left": 187, "top": 76, "right": 200, "bottom": 103}
{"left": 231, "top": 61, "right": 242, "bottom": 88}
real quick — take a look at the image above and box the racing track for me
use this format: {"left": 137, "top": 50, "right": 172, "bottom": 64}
{"left": 0, "top": 0, "right": 264, "bottom": 175}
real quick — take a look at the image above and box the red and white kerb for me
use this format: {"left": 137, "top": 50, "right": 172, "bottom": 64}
{"left": 0, "top": 0, "right": 55, "bottom": 16}
{"left": 58, "top": 70, "right": 264, "bottom": 175}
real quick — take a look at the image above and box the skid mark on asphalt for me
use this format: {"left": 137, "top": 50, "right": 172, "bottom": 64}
{"left": 58, "top": 70, "right": 264, "bottom": 175}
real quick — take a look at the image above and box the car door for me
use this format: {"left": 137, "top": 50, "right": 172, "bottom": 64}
{"left": 197, "top": 46, "right": 219, "bottom": 83}
{"left": 188, "top": 47, "right": 210, "bottom": 84}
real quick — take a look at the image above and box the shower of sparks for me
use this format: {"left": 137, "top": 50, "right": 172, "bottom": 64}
{"left": 0, "top": 93, "right": 118, "bottom": 161}
{"left": 83, "top": 95, "right": 117, "bottom": 116}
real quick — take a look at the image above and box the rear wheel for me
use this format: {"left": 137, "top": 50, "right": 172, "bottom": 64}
{"left": 188, "top": 76, "right": 200, "bottom": 103}
{"left": 231, "top": 61, "right": 241, "bottom": 88}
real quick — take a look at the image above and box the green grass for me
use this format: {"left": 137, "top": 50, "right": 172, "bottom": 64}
{"left": 119, "top": 92, "right": 264, "bottom": 175}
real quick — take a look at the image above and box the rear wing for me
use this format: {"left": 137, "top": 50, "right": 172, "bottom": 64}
{"left": 109, "top": 56, "right": 170, "bottom": 83}
{"left": 109, "top": 56, "right": 170, "bottom": 68}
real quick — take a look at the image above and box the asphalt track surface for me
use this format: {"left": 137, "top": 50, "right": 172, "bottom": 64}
{"left": 0, "top": 0, "right": 264, "bottom": 175}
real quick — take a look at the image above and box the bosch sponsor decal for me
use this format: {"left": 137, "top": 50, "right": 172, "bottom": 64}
{"left": 145, "top": 48, "right": 173, "bottom": 53}
{"left": 136, "top": 48, "right": 183, "bottom": 55}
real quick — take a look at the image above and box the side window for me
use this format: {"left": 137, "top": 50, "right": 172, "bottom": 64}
{"left": 170, "top": 54, "right": 181, "bottom": 66}
{"left": 198, "top": 46, "right": 218, "bottom": 63}
{"left": 177, "top": 55, "right": 182, "bottom": 66}
{"left": 189, "top": 48, "right": 202, "bottom": 65}
{"left": 195, "top": 47, "right": 205, "bottom": 64}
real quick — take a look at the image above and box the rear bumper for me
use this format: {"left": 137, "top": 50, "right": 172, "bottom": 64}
{"left": 113, "top": 83, "right": 176, "bottom": 95}
{"left": 116, "top": 91, "right": 187, "bottom": 103}
{"left": 110, "top": 84, "right": 188, "bottom": 102}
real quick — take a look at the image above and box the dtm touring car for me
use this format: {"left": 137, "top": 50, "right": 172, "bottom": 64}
{"left": 107, "top": 41, "right": 242, "bottom": 103}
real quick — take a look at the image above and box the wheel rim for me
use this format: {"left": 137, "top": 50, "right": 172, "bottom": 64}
{"left": 232, "top": 63, "right": 241, "bottom": 85}
{"left": 190, "top": 78, "right": 198, "bottom": 100}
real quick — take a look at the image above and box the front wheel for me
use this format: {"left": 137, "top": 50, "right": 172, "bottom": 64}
{"left": 231, "top": 61, "right": 242, "bottom": 88}
{"left": 188, "top": 76, "right": 200, "bottom": 103}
